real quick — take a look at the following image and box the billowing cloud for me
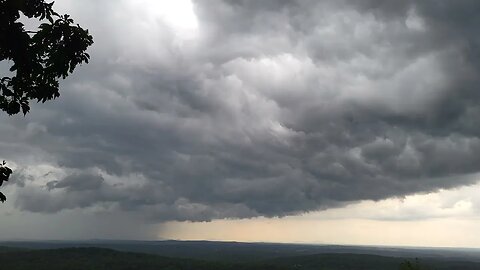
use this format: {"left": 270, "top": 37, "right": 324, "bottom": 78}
{"left": 2, "top": 0, "right": 480, "bottom": 222}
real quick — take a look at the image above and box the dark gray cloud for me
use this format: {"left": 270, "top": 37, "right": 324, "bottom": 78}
{"left": 2, "top": 0, "right": 480, "bottom": 222}
{"left": 46, "top": 173, "right": 104, "bottom": 192}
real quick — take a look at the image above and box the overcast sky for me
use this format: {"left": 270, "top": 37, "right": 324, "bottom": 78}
{"left": 2, "top": 0, "right": 480, "bottom": 247}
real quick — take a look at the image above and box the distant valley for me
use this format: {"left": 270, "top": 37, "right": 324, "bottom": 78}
{"left": 1, "top": 240, "right": 480, "bottom": 269}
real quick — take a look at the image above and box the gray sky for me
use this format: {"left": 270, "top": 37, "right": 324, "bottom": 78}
{"left": 2, "top": 0, "right": 480, "bottom": 246}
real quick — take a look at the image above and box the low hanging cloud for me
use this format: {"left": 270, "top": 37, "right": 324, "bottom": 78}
{"left": 3, "top": 0, "right": 480, "bottom": 222}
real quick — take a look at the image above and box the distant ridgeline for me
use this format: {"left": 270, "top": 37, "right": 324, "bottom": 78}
{"left": 1, "top": 241, "right": 480, "bottom": 270}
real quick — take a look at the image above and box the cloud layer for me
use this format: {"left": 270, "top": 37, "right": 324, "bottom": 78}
{"left": 2, "top": 0, "right": 480, "bottom": 222}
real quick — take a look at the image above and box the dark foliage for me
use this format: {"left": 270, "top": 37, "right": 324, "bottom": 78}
{"left": 0, "top": 247, "right": 287, "bottom": 270}
{"left": 0, "top": 0, "right": 93, "bottom": 202}
{"left": 0, "top": 247, "right": 479, "bottom": 270}
{"left": 399, "top": 258, "right": 430, "bottom": 270}
{"left": 0, "top": 0, "right": 93, "bottom": 115}
{"left": 0, "top": 161, "right": 12, "bottom": 202}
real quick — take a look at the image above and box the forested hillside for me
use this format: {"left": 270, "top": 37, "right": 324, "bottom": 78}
{"left": 1, "top": 247, "right": 480, "bottom": 270}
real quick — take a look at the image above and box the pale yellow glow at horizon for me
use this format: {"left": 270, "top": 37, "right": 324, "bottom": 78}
{"left": 159, "top": 183, "right": 480, "bottom": 248}
{"left": 161, "top": 218, "right": 480, "bottom": 248}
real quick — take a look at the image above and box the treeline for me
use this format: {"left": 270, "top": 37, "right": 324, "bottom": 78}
{"left": 0, "top": 247, "right": 285, "bottom": 270}
{"left": 1, "top": 246, "right": 479, "bottom": 270}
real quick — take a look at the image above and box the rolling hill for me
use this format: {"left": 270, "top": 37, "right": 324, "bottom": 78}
{"left": 1, "top": 245, "right": 480, "bottom": 269}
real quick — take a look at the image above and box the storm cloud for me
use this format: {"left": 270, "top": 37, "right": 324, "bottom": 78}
{"left": 3, "top": 0, "right": 480, "bottom": 222}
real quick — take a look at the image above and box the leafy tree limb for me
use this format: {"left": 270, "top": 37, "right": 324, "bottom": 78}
{"left": 0, "top": 0, "right": 93, "bottom": 202}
